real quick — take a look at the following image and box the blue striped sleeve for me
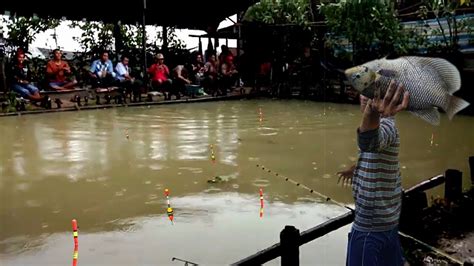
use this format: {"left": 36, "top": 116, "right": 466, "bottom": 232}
{"left": 378, "top": 118, "right": 397, "bottom": 150}
{"left": 357, "top": 118, "right": 397, "bottom": 152}
{"left": 358, "top": 128, "right": 379, "bottom": 152}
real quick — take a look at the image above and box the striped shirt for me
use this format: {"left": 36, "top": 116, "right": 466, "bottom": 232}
{"left": 352, "top": 117, "right": 402, "bottom": 232}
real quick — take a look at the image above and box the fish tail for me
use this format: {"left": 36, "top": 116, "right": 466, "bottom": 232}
{"left": 445, "top": 95, "right": 470, "bottom": 120}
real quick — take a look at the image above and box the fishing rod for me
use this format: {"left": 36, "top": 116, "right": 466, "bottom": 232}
{"left": 256, "top": 164, "right": 464, "bottom": 265}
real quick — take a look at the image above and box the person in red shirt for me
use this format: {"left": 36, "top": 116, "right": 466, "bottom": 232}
{"left": 148, "top": 53, "right": 172, "bottom": 100}
{"left": 219, "top": 54, "right": 238, "bottom": 95}
{"left": 202, "top": 53, "right": 218, "bottom": 96}
{"left": 46, "top": 49, "right": 77, "bottom": 91}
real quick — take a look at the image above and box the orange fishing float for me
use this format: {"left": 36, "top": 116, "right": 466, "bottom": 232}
{"left": 72, "top": 219, "right": 78, "bottom": 247}
{"left": 71, "top": 219, "right": 79, "bottom": 266}
{"left": 164, "top": 189, "right": 174, "bottom": 224}
{"left": 259, "top": 188, "right": 264, "bottom": 218}
{"left": 258, "top": 108, "right": 263, "bottom": 122}
{"left": 72, "top": 245, "right": 78, "bottom": 266}
{"left": 430, "top": 133, "right": 434, "bottom": 146}
{"left": 125, "top": 129, "right": 129, "bottom": 140}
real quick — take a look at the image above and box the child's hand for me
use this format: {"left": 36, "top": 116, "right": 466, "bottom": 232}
{"left": 337, "top": 165, "right": 356, "bottom": 187}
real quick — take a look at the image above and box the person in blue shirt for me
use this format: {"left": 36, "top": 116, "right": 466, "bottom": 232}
{"left": 89, "top": 51, "right": 116, "bottom": 88}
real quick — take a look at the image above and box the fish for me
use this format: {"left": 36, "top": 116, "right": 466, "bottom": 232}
{"left": 344, "top": 56, "right": 470, "bottom": 125}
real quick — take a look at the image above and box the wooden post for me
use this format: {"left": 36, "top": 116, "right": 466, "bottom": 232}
{"left": 141, "top": 0, "right": 148, "bottom": 91}
{"left": 113, "top": 21, "right": 123, "bottom": 61}
{"left": 408, "top": 191, "right": 428, "bottom": 210}
{"left": 162, "top": 26, "right": 168, "bottom": 53}
{"left": 280, "top": 225, "right": 299, "bottom": 266}
{"left": 469, "top": 156, "right": 474, "bottom": 185}
{"left": 400, "top": 191, "right": 427, "bottom": 231}
{"left": 237, "top": 11, "right": 242, "bottom": 57}
{"left": 445, "top": 169, "right": 462, "bottom": 204}
{"left": 0, "top": 31, "right": 6, "bottom": 93}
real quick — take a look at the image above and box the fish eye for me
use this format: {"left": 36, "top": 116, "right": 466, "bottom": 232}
{"left": 355, "top": 74, "right": 361, "bottom": 79}
{"left": 364, "top": 66, "right": 368, "bottom": 72}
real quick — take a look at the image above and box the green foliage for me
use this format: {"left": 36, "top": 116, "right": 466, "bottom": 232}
{"left": 2, "top": 16, "right": 60, "bottom": 52}
{"left": 416, "top": 0, "right": 471, "bottom": 53}
{"left": 69, "top": 21, "right": 115, "bottom": 55}
{"left": 244, "top": 0, "right": 312, "bottom": 27}
{"left": 157, "top": 27, "right": 187, "bottom": 51}
{"left": 320, "top": 0, "right": 473, "bottom": 62}
{"left": 319, "top": 0, "right": 402, "bottom": 63}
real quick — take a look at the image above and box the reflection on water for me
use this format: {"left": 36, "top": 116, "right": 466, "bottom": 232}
{"left": 0, "top": 193, "right": 350, "bottom": 265}
{"left": 1, "top": 100, "right": 473, "bottom": 265}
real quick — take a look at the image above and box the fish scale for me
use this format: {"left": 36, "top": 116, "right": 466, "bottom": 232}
{"left": 407, "top": 58, "right": 446, "bottom": 108}
{"left": 375, "top": 58, "right": 444, "bottom": 109}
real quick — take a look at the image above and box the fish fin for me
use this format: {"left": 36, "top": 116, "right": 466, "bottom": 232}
{"left": 409, "top": 108, "right": 441, "bottom": 126}
{"left": 445, "top": 95, "right": 470, "bottom": 120}
{"left": 376, "top": 69, "right": 397, "bottom": 77}
{"left": 408, "top": 57, "right": 461, "bottom": 94}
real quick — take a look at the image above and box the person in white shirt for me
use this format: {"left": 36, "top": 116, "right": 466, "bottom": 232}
{"left": 115, "top": 55, "right": 142, "bottom": 101}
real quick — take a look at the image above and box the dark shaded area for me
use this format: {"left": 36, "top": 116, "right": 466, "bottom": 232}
{"left": 0, "top": 1, "right": 257, "bottom": 30}
{"left": 401, "top": 188, "right": 474, "bottom": 265}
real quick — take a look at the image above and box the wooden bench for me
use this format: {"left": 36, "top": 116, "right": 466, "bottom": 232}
{"left": 40, "top": 88, "right": 90, "bottom": 108}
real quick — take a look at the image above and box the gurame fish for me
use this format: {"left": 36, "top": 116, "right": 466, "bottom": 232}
{"left": 344, "top": 56, "right": 470, "bottom": 125}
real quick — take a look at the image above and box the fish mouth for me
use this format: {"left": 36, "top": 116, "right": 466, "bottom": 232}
{"left": 343, "top": 67, "right": 358, "bottom": 81}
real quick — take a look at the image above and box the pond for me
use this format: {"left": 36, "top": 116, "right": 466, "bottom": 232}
{"left": 1, "top": 99, "right": 473, "bottom": 265}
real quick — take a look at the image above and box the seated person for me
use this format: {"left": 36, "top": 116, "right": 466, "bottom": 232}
{"left": 115, "top": 55, "right": 142, "bottom": 99}
{"left": 9, "top": 51, "right": 43, "bottom": 102}
{"left": 148, "top": 53, "right": 172, "bottom": 99}
{"left": 89, "top": 51, "right": 116, "bottom": 89}
{"left": 191, "top": 53, "right": 205, "bottom": 85}
{"left": 172, "top": 64, "right": 193, "bottom": 99}
{"left": 46, "top": 49, "right": 77, "bottom": 91}
{"left": 202, "top": 54, "right": 218, "bottom": 95}
{"left": 219, "top": 55, "right": 239, "bottom": 95}
{"left": 256, "top": 58, "right": 272, "bottom": 91}
{"left": 218, "top": 45, "right": 232, "bottom": 65}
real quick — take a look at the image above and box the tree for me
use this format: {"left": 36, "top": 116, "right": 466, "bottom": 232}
{"left": 69, "top": 21, "right": 115, "bottom": 56}
{"left": 2, "top": 16, "right": 60, "bottom": 53}
{"left": 244, "top": 0, "right": 313, "bottom": 27}
{"left": 319, "top": 0, "right": 402, "bottom": 64}
{"left": 417, "top": 0, "right": 473, "bottom": 54}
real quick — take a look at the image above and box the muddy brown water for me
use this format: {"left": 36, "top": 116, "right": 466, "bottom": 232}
{"left": 1, "top": 99, "right": 473, "bottom": 265}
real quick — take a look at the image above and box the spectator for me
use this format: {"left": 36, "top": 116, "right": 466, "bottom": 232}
{"left": 148, "top": 53, "right": 172, "bottom": 100}
{"left": 46, "top": 49, "right": 77, "bottom": 91}
{"left": 115, "top": 55, "right": 142, "bottom": 100}
{"left": 219, "top": 54, "right": 239, "bottom": 95}
{"left": 9, "top": 51, "right": 43, "bottom": 102}
{"left": 202, "top": 53, "right": 218, "bottom": 96}
{"left": 172, "top": 64, "right": 192, "bottom": 100}
{"left": 191, "top": 53, "right": 205, "bottom": 85}
{"left": 89, "top": 51, "right": 116, "bottom": 88}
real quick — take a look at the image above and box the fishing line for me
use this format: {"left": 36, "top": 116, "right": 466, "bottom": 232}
{"left": 256, "top": 164, "right": 352, "bottom": 212}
